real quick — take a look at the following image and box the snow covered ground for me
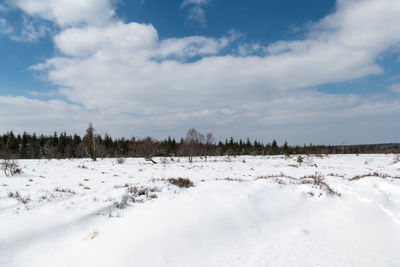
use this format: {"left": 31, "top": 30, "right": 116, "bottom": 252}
{"left": 1, "top": 154, "right": 400, "bottom": 267}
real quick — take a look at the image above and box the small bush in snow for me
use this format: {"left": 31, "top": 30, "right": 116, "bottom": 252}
{"left": 54, "top": 187, "right": 75, "bottom": 194}
{"left": 8, "top": 191, "right": 30, "bottom": 204}
{"left": 300, "top": 173, "right": 341, "bottom": 196}
{"left": 168, "top": 178, "right": 194, "bottom": 188}
{"left": 296, "top": 156, "right": 304, "bottom": 164}
{"left": 1, "top": 157, "right": 22, "bottom": 177}
{"left": 117, "top": 157, "right": 125, "bottom": 164}
{"left": 114, "top": 195, "right": 130, "bottom": 209}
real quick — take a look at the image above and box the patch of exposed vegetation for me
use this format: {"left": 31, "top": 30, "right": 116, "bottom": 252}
{"left": 168, "top": 178, "right": 194, "bottom": 188}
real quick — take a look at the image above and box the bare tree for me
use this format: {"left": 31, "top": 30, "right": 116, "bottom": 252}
{"left": 181, "top": 128, "right": 204, "bottom": 163}
{"left": 204, "top": 132, "right": 215, "bottom": 162}
{"left": 135, "top": 137, "right": 158, "bottom": 164}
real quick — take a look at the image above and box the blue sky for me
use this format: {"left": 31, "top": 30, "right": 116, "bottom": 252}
{"left": 0, "top": 0, "right": 400, "bottom": 145}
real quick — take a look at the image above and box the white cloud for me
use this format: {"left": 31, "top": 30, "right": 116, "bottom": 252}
{"left": 1, "top": 93, "right": 399, "bottom": 144}
{"left": 3, "top": 0, "right": 400, "bottom": 143}
{"left": 157, "top": 36, "right": 231, "bottom": 59}
{"left": 0, "top": 16, "right": 48, "bottom": 42}
{"left": 181, "top": 0, "right": 210, "bottom": 7}
{"left": 181, "top": 0, "right": 211, "bottom": 26}
{"left": 0, "top": 18, "right": 13, "bottom": 34}
{"left": 389, "top": 83, "right": 400, "bottom": 93}
{"left": 0, "top": 96, "right": 90, "bottom": 134}
{"left": 13, "top": 16, "right": 49, "bottom": 42}
{"left": 32, "top": 0, "right": 400, "bottom": 117}
{"left": 12, "top": 0, "right": 115, "bottom": 27}
{"left": 54, "top": 21, "right": 158, "bottom": 57}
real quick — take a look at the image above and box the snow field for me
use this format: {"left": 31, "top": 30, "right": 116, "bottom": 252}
{"left": 1, "top": 154, "right": 400, "bottom": 266}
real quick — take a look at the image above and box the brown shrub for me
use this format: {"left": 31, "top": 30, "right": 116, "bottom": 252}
{"left": 168, "top": 178, "right": 194, "bottom": 188}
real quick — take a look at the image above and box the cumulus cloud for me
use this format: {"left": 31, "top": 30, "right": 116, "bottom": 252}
{"left": 0, "top": 96, "right": 89, "bottom": 134}
{"left": 181, "top": 0, "right": 211, "bottom": 26}
{"left": 2, "top": 0, "right": 400, "bottom": 144}
{"left": 12, "top": 0, "right": 115, "bottom": 27}
{"left": 0, "top": 16, "right": 48, "bottom": 42}
{"left": 389, "top": 83, "right": 400, "bottom": 93}
{"left": 0, "top": 18, "right": 13, "bottom": 35}
{"left": 34, "top": 0, "right": 400, "bottom": 116}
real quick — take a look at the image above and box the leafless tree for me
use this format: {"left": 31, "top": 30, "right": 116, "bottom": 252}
{"left": 204, "top": 132, "right": 215, "bottom": 162}
{"left": 181, "top": 128, "right": 205, "bottom": 163}
{"left": 135, "top": 137, "right": 158, "bottom": 164}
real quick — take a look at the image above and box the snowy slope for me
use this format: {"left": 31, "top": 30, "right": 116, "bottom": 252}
{"left": 1, "top": 154, "right": 400, "bottom": 267}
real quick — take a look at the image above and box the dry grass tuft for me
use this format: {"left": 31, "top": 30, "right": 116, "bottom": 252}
{"left": 350, "top": 172, "right": 400, "bottom": 181}
{"left": 54, "top": 187, "right": 75, "bottom": 194}
{"left": 8, "top": 191, "right": 30, "bottom": 204}
{"left": 116, "top": 157, "right": 125, "bottom": 164}
{"left": 168, "top": 178, "right": 194, "bottom": 188}
{"left": 300, "top": 173, "right": 341, "bottom": 196}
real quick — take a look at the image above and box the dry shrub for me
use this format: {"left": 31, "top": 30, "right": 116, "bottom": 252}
{"left": 257, "top": 173, "right": 296, "bottom": 180}
{"left": 350, "top": 172, "right": 400, "bottom": 181}
{"left": 54, "top": 187, "right": 75, "bottom": 194}
{"left": 117, "top": 157, "right": 125, "bottom": 164}
{"left": 221, "top": 177, "right": 247, "bottom": 182}
{"left": 300, "top": 173, "right": 341, "bottom": 196}
{"left": 125, "top": 185, "right": 159, "bottom": 204}
{"left": 114, "top": 195, "right": 130, "bottom": 209}
{"left": 327, "top": 173, "right": 345, "bottom": 178}
{"left": 168, "top": 178, "right": 194, "bottom": 188}
{"left": 8, "top": 191, "right": 30, "bottom": 204}
{"left": 1, "top": 157, "right": 22, "bottom": 177}
{"left": 297, "top": 155, "right": 304, "bottom": 164}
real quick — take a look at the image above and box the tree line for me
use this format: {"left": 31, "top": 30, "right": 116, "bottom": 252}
{"left": 0, "top": 124, "right": 399, "bottom": 160}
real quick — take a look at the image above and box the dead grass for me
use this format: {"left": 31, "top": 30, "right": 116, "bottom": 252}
{"left": 349, "top": 172, "right": 400, "bottom": 181}
{"left": 114, "top": 195, "right": 130, "bottom": 209}
{"left": 256, "top": 173, "right": 296, "bottom": 180}
{"left": 168, "top": 178, "right": 194, "bottom": 188}
{"left": 8, "top": 191, "right": 30, "bottom": 204}
{"left": 1, "top": 158, "right": 22, "bottom": 177}
{"left": 124, "top": 185, "right": 159, "bottom": 204}
{"left": 116, "top": 157, "right": 125, "bottom": 164}
{"left": 257, "top": 172, "right": 341, "bottom": 197}
{"left": 89, "top": 229, "right": 99, "bottom": 240}
{"left": 217, "top": 177, "right": 248, "bottom": 182}
{"left": 54, "top": 187, "right": 75, "bottom": 194}
{"left": 300, "top": 173, "right": 341, "bottom": 196}
{"left": 392, "top": 154, "right": 400, "bottom": 164}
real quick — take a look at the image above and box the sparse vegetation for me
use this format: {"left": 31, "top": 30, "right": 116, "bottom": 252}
{"left": 299, "top": 173, "right": 341, "bottom": 196}
{"left": 8, "top": 191, "right": 30, "bottom": 204}
{"left": 54, "top": 187, "right": 75, "bottom": 194}
{"left": 117, "top": 157, "right": 125, "bottom": 164}
{"left": 1, "top": 155, "right": 22, "bottom": 177}
{"left": 349, "top": 172, "right": 400, "bottom": 181}
{"left": 0, "top": 126, "right": 399, "bottom": 160}
{"left": 89, "top": 229, "right": 99, "bottom": 240}
{"left": 168, "top": 178, "right": 194, "bottom": 188}
{"left": 297, "top": 155, "right": 304, "bottom": 164}
{"left": 114, "top": 195, "right": 130, "bottom": 209}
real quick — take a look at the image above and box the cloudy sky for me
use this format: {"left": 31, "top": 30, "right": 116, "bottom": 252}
{"left": 0, "top": 0, "right": 400, "bottom": 145}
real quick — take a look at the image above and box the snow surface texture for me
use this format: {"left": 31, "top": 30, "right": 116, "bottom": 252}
{"left": 1, "top": 154, "right": 400, "bottom": 267}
